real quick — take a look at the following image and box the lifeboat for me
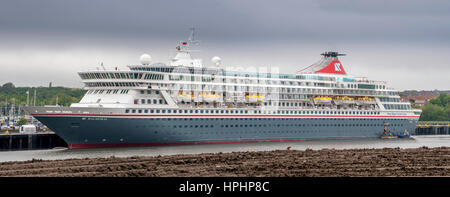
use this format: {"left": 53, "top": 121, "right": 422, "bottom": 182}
{"left": 202, "top": 93, "right": 221, "bottom": 102}
{"left": 356, "top": 96, "right": 376, "bottom": 105}
{"left": 333, "top": 96, "right": 355, "bottom": 105}
{"left": 177, "top": 92, "right": 195, "bottom": 102}
{"left": 313, "top": 95, "right": 332, "bottom": 104}
{"left": 245, "top": 94, "right": 265, "bottom": 99}
{"left": 244, "top": 93, "right": 265, "bottom": 102}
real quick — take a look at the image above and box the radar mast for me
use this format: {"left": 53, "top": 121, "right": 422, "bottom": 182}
{"left": 171, "top": 28, "right": 203, "bottom": 67}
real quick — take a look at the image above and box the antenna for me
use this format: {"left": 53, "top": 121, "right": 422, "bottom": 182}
{"left": 187, "top": 27, "right": 200, "bottom": 46}
{"left": 188, "top": 27, "right": 200, "bottom": 44}
{"left": 176, "top": 28, "right": 200, "bottom": 52}
{"left": 188, "top": 27, "right": 195, "bottom": 42}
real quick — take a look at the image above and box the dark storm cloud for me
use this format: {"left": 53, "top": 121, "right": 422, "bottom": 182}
{"left": 1, "top": 0, "right": 449, "bottom": 43}
{"left": 318, "top": 0, "right": 450, "bottom": 16}
{"left": 0, "top": 0, "right": 449, "bottom": 90}
{"left": 0, "top": 0, "right": 258, "bottom": 39}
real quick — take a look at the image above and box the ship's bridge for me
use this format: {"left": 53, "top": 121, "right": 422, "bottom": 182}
{"left": 170, "top": 51, "right": 203, "bottom": 67}
{"left": 128, "top": 63, "right": 221, "bottom": 75}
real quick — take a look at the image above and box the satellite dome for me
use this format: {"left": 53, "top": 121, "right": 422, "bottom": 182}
{"left": 211, "top": 56, "right": 221, "bottom": 66}
{"left": 140, "top": 54, "right": 152, "bottom": 65}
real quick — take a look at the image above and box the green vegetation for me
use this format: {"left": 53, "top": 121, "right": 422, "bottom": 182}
{"left": 399, "top": 93, "right": 408, "bottom": 97}
{"left": 418, "top": 121, "right": 450, "bottom": 124}
{"left": 419, "top": 94, "right": 450, "bottom": 121}
{"left": 0, "top": 82, "right": 86, "bottom": 107}
{"left": 16, "top": 118, "right": 28, "bottom": 126}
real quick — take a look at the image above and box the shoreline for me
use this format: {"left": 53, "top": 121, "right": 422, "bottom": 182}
{"left": 0, "top": 146, "right": 449, "bottom": 177}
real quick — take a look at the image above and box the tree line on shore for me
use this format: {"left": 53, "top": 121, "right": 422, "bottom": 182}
{"left": 0, "top": 82, "right": 86, "bottom": 107}
{"left": 419, "top": 94, "right": 450, "bottom": 121}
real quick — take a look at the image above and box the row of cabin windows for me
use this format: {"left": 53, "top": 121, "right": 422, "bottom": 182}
{"left": 86, "top": 83, "right": 392, "bottom": 98}
{"left": 146, "top": 128, "right": 403, "bottom": 136}
{"left": 132, "top": 67, "right": 176, "bottom": 73}
{"left": 169, "top": 73, "right": 388, "bottom": 91}
{"left": 379, "top": 97, "right": 401, "bottom": 102}
{"left": 175, "top": 85, "right": 382, "bottom": 95}
{"left": 168, "top": 73, "right": 372, "bottom": 88}
{"left": 169, "top": 74, "right": 330, "bottom": 83}
{"left": 85, "top": 82, "right": 139, "bottom": 87}
{"left": 135, "top": 122, "right": 404, "bottom": 130}
{"left": 87, "top": 89, "right": 129, "bottom": 94}
{"left": 217, "top": 123, "right": 403, "bottom": 128}
{"left": 138, "top": 99, "right": 166, "bottom": 105}
{"left": 178, "top": 101, "right": 311, "bottom": 107}
{"left": 383, "top": 104, "right": 412, "bottom": 110}
{"left": 125, "top": 109, "right": 381, "bottom": 115}
{"left": 129, "top": 117, "right": 405, "bottom": 122}
{"left": 267, "top": 102, "right": 311, "bottom": 107}
{"left": 140, "top": 90, "right": 160, "bottom": 94}
{"left": 164, "top": 123, "right": 403, "bottom": 129}
{"left": 80, "top": 72, "right": 163, "bottom": 80}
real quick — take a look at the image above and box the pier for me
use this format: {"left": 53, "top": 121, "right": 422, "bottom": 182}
{"left": 0, "top": 132, "right": 67, "bottom": 151}
{"left": 414, "top": 123, "right": 450, "bottom": 135}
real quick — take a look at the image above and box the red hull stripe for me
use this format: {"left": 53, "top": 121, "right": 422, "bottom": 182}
{"left": 69, "top": 137, "right": 359, "bottom": 149}
{"left": 32, "top": 114, "right": 420, "bottom": 118}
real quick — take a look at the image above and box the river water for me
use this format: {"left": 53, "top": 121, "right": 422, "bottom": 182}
{"left": 0, "top": 135, "right": 449, "bottom": 163}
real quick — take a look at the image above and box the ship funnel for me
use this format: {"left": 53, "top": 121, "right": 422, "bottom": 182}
{"left": 297, "top": 51, "right": 347, "bottom": 75}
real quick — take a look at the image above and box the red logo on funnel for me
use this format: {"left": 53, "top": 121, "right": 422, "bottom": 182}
{"left": 315, "top": 60, "right": 346, "bottom": 74}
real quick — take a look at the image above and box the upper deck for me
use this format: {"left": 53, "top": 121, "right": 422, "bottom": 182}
{"left": 72, "top": 30, "right": 415, "bottom": 114}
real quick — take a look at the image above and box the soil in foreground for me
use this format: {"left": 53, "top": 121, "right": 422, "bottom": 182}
{"left": 0, "top": 147, "right": 449, "bottom": 177}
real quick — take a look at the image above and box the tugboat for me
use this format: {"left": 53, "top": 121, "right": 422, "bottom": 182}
{"left": 397, "top": 129, "right": 411, "bottom": 138}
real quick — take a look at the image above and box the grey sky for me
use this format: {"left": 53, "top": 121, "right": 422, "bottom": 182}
{"left": 0, "top": 0, "right": 449, "bottom": 90}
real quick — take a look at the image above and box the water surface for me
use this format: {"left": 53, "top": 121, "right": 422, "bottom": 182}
{"left": 0, "top": 135, "right": 449, "bottom": 163}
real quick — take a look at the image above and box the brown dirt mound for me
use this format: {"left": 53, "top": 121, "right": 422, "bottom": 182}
{"left": 0, "top": 147, "right": 449, "bottom": 177}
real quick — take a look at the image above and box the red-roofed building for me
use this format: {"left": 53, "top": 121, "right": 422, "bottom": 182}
{"left": 400, "top": 95, "right": 438, "bottom": 106}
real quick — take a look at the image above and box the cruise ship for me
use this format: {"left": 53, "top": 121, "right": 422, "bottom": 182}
{"left": 25, "top": 30, "right": 422, "bottom": 148}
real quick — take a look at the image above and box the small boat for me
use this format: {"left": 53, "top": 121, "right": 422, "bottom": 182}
{"left": 397, "top": 130, "right": 411, "bottom": 138}
{"left": 381, "top": 131, "right": 398, "bottom": 139}
{"left": 380, "top": 122, "right": 398, "bottom": 139}
{"left": 381, "top": 135, "right": 398, "bottom": 139}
